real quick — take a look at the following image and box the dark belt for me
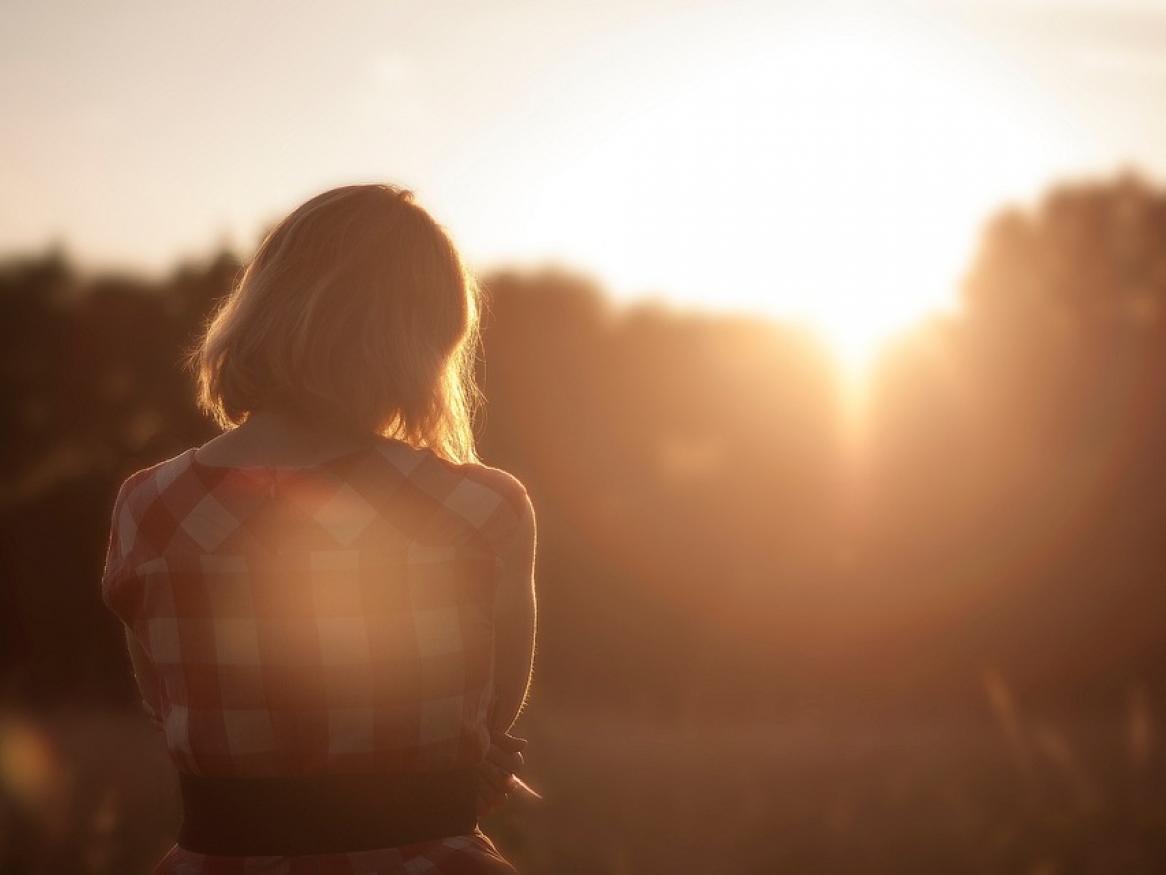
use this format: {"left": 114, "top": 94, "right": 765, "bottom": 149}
{"left": 177, "top": 768, "right": 478, "bottom": 856}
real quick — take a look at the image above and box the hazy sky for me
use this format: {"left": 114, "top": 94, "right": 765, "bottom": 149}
{"left": 6, "top": 0, "right": 1166, "bottom": 347}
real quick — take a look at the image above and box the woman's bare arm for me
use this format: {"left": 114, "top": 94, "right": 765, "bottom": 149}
{"left": 491, "top": 496, "right": 537, "bottom": 734}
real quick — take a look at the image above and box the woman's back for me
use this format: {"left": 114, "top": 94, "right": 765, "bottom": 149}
{"left": 101, "top": 183, "right": 537, "bottom": 873}
{"left": 102, "top": 435, "right": 529, "bottom": 872}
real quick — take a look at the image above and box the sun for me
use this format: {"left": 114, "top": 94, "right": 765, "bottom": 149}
{"left": 728, "top": 24, "right": 993, "bottom": 376}
{"left": 496, "top": 9, "right": 1063, "bottom": 379}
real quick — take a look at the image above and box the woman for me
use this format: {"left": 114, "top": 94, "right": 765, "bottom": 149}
{"left": 100, "top": 184, "right": 537, "bottom": 874}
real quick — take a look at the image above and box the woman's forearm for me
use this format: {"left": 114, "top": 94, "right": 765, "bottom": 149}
{"left": 491, "top": 495, "right": 537, "bottom": 733}
{"left": 492, "top": 595, "right": 536, "bottom": 732}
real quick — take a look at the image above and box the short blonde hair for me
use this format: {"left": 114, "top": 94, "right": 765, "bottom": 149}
{"left": 191, "top": 184, "right": 482, "bottom": 464}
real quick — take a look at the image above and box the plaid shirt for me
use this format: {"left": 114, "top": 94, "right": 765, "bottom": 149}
{"left": 101, "top": 438, "right": 529, "bottom": 874}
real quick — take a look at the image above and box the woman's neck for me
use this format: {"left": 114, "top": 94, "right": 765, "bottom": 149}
{"left": 195, "top": 407, "right": 377, "bottom": 468}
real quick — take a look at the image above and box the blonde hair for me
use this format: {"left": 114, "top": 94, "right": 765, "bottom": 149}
{"left": 191, "top": 184, "right": 482, "bottom": 464}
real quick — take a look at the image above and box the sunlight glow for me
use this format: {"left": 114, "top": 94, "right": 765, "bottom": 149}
{"left": 5, "top": 2, "right": 1097, "bottom": 386}
{"left": 484, "top": 10, "right": 1078, "bottom": 378}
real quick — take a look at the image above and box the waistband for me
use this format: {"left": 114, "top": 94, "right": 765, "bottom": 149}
{"left": 177, "top": 767, "right": 478, "bottom": 856}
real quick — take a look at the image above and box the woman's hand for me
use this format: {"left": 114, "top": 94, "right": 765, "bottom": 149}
{"left": 475, "top": 728, "right": 528, "bottom": 817}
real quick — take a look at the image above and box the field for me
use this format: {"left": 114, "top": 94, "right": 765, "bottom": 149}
{"left": 2, "top": 691, "right": 1162, "bottom": 874}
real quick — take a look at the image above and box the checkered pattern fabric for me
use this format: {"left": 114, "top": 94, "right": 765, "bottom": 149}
{"left": 101, "top": 438, "right": 529, "bottom": 874}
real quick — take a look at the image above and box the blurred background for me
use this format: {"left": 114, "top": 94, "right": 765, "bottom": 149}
{"left": 3, "top": 1, "right": 1166, "bottom": 872}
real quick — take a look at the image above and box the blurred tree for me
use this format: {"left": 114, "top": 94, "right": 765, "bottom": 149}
{"left": 1, "top": 172, "right": 1164, "bottom": 716}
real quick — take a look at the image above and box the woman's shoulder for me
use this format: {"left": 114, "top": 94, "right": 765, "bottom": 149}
{"left": 110, "top": 447, "right": 198, "bottom": 509}
{"left": 441, "top": 461, "right": 532, "bottom": 553}
{"left": 452, "top": 462, "right": 530, "bottom": 514}
{"left": 374, "top": 441, "right": 531, "bottom": 546}
{"left": 102, "top": 449, "right": 199, "bottom": 602}
{"left": 375, "top": 440, "right": 527, "bottom": 509}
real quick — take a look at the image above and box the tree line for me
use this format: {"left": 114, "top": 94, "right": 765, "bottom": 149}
{"left": 2, "top": 172, "right": 1164, "bottom": 717}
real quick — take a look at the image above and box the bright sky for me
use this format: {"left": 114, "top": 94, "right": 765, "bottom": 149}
{"left": 5, "top": 0, "right": 1166, "bottom": 363}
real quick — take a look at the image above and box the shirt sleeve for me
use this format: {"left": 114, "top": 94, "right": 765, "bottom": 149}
{"left": 101, "top": 471, "right": 165, "bottom": 727}
{"left": 125, "top": 626, "right": 164, "bottom": 729}
{"left": 100, "top": 471, "right": 144, "bottom": 611}
{"left": 468, "top": 466, "right": 532, "bottom": 556}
